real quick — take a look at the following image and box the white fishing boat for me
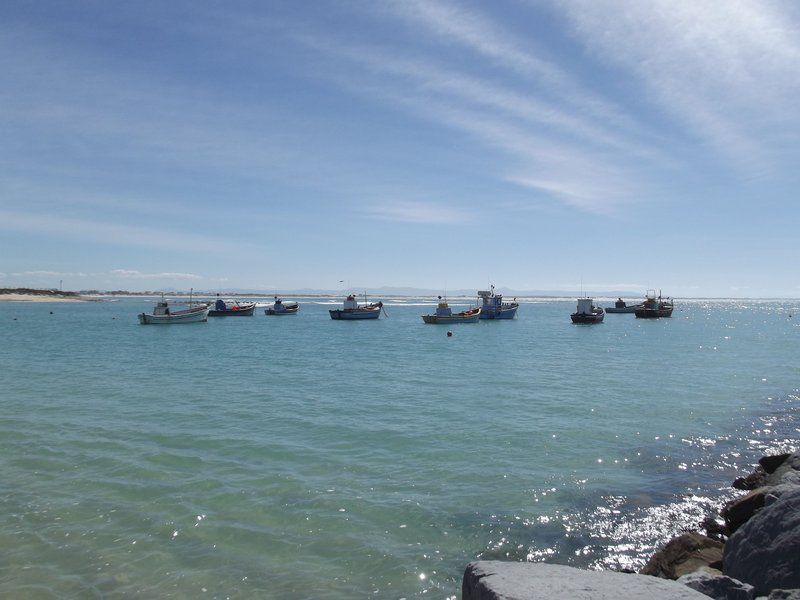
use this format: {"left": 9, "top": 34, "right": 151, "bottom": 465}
{"left": 329, "top": 293, "right": 383, "bottom": 320}
{"left": 138, "top": 294, "right": 209, "bottom": 324}
{"left": 265, "top": 296, "right": 299, "bottom": 315}
{"left": 570, "top": 297, "right": 604, "bottom": 324}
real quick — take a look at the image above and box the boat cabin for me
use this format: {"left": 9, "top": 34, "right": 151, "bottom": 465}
{"left": 576, "top": 298, "right": 595, "bottom": 315}
{"left": 435, "top": 296, "right": 452, "bottom": 317}
{"left": 343, "top": 295, "right": 359, "bottom": 310}
{"left": 478, "top": 289, "right": 503, "bottom": 310}
{"left": 153, "top": 301, "right": 170, "bottom": 316}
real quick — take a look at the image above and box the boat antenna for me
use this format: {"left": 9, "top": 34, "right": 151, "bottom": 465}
{"left": 189, "top": 287, "right": 193, "bottom": 307}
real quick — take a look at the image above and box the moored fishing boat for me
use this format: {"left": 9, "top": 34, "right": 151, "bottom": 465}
{"left": 605, "top": 297, "right": 641, "bottom": 314}
{"left": 138, "top": 299, "right": 209, "bottom": 324}
{"left": 635, "top": 290, "right": 674, "bottom": 318}
{"left": 422, "top": 297, "right": 481, "bottom": 324}
{"left": 329, "top": 294, "right": 383, "bottom": 320}
{"left": 208, "top": 296, "right": 256, "bottom": 316}
{"left": 477, "top": 285, "right": 518, "bottom": 319}
{"left": 570, "top": 297, "right": 604, "bottom": 324}
{"left": 265, "top": 296, "right": 299, "bottom": 315}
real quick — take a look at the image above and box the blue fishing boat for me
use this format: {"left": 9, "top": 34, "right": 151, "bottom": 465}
{"left": 208, "top": 295, "right": 256, "bottom": 316}
{"left": 422, "top": 297, "right": 481, "bottom": 324}
{"left": 329, "top": 294, "right": 383, "bottom": 320}
{"left": 477, "top": 286, "right": 518, "bottom": 319}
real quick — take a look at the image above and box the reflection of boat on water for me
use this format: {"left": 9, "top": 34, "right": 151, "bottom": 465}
{"left": 422, "top": 297, "right": 481, "bottom": 324}
{"left": 138, "top": 298, "right": 209, "bottom": 324}
{"left": 208, "top": 296, "right": 256, "bottom": 316}
{"left": 605, "top": 297, "right": 641, "bottom": 314}
{"left": 635, "top": 290, "right": 674, "bottom": 318}
{"left": 477, "top": 286, "right": 518, "bottom": 319}
{"left": 570, "top": 297, "right": 604, "bottom": 324}
{"left": 329, "top": 294, "right": 383, "bottom": 320}
{"left": 265, "top": 297, "right": 299, "bottom": 315}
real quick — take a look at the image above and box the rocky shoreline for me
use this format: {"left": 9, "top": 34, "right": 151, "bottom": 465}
{"left": 463, "top": 450, "right": 800, "bottom": 599}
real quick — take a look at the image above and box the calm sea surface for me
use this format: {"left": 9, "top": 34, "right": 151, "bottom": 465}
{"left": 1, "top": 297, "right": 798, "bottom": 599}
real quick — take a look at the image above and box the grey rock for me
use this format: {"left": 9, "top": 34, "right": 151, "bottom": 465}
{"left": 734, "top": 468, "right": 768, "bottom": 491}
{"left": 641, "top": 532, "right": 724, "bottom": 579}
{"left": 765, "top": 452, "right": 800, "bottom": 487}
{"left": 767, "top": 591, "right": 800, "bottom": 600}
{"left": 723, "top": 488, "right": 768, "bottom": 534}
{"left": 677, "top": 570, "right": 754, "bottom": 600}
{"left": 764, "top": 484, "right": 799, "bottom": 507}
{"left": 724, "top": 487, "right": 800, "bottom": 595}
{"left": 462, "top": 561, "right": 710, "bottom": 600}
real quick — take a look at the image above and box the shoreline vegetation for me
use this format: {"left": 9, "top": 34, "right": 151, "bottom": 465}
{"left": 464, "top": 449, "right": 800, "bottom": 599}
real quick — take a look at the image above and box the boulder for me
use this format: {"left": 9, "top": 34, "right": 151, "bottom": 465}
{"left": 724, "top": 487, "right": 800, "bottom": 595}
{"left": 723, "top": 488, "right": 768, "bottom": 534}
{"left": 765, "top": 591, "right": 800, "bottom": 600}
{"left": 640, "top": 532, "right": 724, "bottom": 579}
{"left": 733, "top": 468, "right": 767, "bottom": 491}
{"left": 462, "top": 561, "right": 709, "bottom": 600}
{"left": 758, "top": 453, "right": 791, "bottom": 474}
{"left": 765, "top": 452, "right": 800, "bottom": 487}
{"left": 677, "top": 570, "right": 754, "bottom": 600}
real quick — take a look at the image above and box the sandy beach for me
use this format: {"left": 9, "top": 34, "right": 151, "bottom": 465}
{"left": 0, "top": 294, "right": 87, "bottom": 302}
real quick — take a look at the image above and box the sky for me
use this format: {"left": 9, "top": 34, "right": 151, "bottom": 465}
{"left": 1, "top": 0, "right": 799, "bottom": 297}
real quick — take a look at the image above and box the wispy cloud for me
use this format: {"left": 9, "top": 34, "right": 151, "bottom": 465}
{"left": 0, "top": 210, "right": 255, "bottom": 255}
{"left": 110, "top": 269, "right": 202, "bottom": 281}
{"left": 559, "top": 0, "right": 800, "bottom": 169}
{"left": 296, "top": 41, "right": 645, "bottom": 213}
{"left": 11, "top": 270, "right": 89, "bottom": 278}
{"left": 367, "top": 200, "right": 473, "bottom": 224}
{"left": 381, "top": 0, "right": 646, "bottom": 133}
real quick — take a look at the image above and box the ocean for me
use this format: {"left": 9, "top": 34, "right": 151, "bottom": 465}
{"left": 1, "top": 297, "right": 798, "bottom": 598}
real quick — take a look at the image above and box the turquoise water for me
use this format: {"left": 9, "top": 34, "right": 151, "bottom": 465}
{"left": 1, "top": 297, "right": 798, "bottom": 598}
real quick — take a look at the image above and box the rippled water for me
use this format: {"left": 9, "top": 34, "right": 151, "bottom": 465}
{"left": 1, "top": 297, "right": 798, "bottom": 598}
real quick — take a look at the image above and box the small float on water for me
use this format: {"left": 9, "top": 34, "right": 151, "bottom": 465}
{"left": 329, "top": 293, "right": 383, "bottom": 320}
{"left": 635, "top": 290, "right": 674, "bottom": 318}
{"left": 605, "top": 297, "right": 641, "bottom": 314}
{"left": 138, "top": 294, "right": 209, "bottom": 324}
{"left": 265, "top": 296, "right": 299, "bottom": 315}
{"left": 570, "top": 297, "right": 604, "bottom": 324}
{"left": 208, "top": 295, "right": 256, "bottom": 316}
{"left": 477, "top": 285, "right": 518, "bottom": 319}
{"left": 422, "top": 297, "right": 481, "bottom": 324}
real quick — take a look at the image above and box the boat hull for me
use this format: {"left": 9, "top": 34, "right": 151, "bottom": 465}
{"left": 478, "top": 305, "right": 518, "bottom": 319}
{"left": 266, "top": 306, "right": 298, "bottom": 315}
{"left": 422, "top": 308, "right": 481, "bottom": 324}
{"left": 139, "top": 306, "right": 209, "bottom": 324}
{"left": 571, "top": 312, "right": 604, "bottom": 324}
{"left": 329, "top": 309, "right": 381, "bottom": 320}
{"left": 605, "top": 305, "right": 639, "bottom": 314}
{"left": 208, "top": 304, "right": 255, "bottom": 316}
{"left": 635, "top": 307, "right": 673, "bottom": 318}
{"left": 422, "top": 313, "right": 480, "bottom": 324}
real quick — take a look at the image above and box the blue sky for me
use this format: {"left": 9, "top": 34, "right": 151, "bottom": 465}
{"left": 1, "top": 1, "right": 799, "bottom": 296}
